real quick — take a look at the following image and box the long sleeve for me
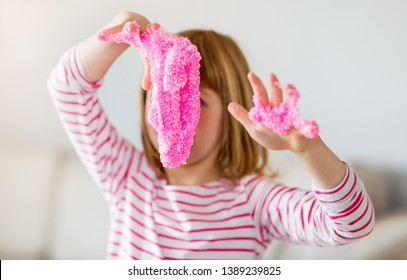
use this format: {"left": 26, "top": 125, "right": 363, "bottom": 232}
{"left": 47, "top": 46, "right": 142, "bottom": 204}
{"left": 248, "top": 163, "right": 375, "bottom": 246}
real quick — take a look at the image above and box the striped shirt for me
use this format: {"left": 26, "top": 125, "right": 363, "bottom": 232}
{"left": 47, "top": 47, "right": 375, "bottom": 259}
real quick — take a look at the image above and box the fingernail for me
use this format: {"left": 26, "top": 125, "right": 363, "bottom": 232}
{"left": 228, "top": 102, "right": 234, "bottom": 111}
{"left": 286, "top": 84, "right": 298, "bottom": 95}
{"left": 271, "top": 73, "right": 280, "bottom": 87}
{"left": 151, "top": 22, "right": 160, "bottom": 30}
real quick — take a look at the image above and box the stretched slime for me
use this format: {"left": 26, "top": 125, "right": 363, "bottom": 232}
{"left": 99, "top": 21, "right": 201, "bottom": 168}
{"left": 248, "top": 84, "right": 319, "bottom": 139}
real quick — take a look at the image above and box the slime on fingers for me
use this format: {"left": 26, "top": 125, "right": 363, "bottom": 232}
{"left": 248, "top": 84, "right": 319, "bottom": 139}
{"left": 99, "top": 21, "right": 202, "bottom": 168}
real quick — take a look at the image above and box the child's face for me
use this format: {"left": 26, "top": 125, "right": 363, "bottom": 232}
{"left": 145, "top": 87, "right": 223, "bottom": 168}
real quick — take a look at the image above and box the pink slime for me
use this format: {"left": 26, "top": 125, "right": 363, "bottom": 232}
{"left": 99, "top": 21, "right": 201, "bottom": 168}
{"left": 248, "top": 84, "right": 319, "bottom": 139}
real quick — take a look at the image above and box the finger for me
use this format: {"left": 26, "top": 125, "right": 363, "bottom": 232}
{"left": 269, "top": 73, "right": 283, "bottom": 106}
{"left": 227, "top": 102, "right": 255, "bottom": 133}
{"left": 142, "top": 56, "right": 152, "bottom": 90}
{"left": 247, "top": 72, "right": 269, "bottom": 106}
{"left": 228, "top": 101, "right": 279, "bottom": 150}
{"left": 98, "top": 22, "right": 134, "bottom": 43}
{"left": 146, "top": 22, "right": 160, "bottom": 31}
{"left": 286, "top": 83, "right": 297, "bottom": 94}
{"left": 103, "top": 20, "right": 157, "bottom": 36}
{"left": 103, "top": 23, "right": 126, "bottom": 35}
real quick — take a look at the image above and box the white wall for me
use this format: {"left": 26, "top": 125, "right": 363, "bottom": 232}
{"left": 1, "top": 0, "right": 406, "bottom": 259}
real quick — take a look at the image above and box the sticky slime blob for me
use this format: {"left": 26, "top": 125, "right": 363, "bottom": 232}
{"left": 99, "top": 21, "right": 202, "bottom": 168}
{"left": 248, "top": 84, "right": 319, "bottom": 139}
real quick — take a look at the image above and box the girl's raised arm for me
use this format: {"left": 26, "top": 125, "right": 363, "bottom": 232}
{"left": 47, "top": 12, "right": 151, "bottom": 203}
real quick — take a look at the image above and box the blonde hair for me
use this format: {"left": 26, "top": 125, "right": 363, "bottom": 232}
{"left": 140, "top": 29, "right": 269, "bottom": 180}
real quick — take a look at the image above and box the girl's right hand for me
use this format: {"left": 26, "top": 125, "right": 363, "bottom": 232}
{"left": 78, "top": 11, "right": 152, "bottom": 85}
{"left": 101, "top": 11, "right": 154, "bottom": 90}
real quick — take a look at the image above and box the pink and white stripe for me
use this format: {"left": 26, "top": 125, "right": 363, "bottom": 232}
{"left": 47, "top": 46, "right": 375, "bottom": 259}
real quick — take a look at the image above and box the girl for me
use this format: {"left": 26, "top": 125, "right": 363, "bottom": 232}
{"left": 48, "top": 11, "right": 374, "bottom": 259}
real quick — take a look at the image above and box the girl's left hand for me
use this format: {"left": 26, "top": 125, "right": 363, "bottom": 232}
{"left": 228, "top": 72, "right": 318, "bottom": 153}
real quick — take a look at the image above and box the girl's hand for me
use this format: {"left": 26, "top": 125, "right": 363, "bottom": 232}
{"left": 103, "top": 11, "right": 150, "bottom": 36}
{"left": 101, "top": 12, "right": 155, "bottom": 90}
{"left": 229, "top": 72, "right": 347, "bottom": 189}
{"left": 78, "top": 11, "right": 154, "bottom": 85}
{"left": 228, "top": 72, "right": 318, "bottom": 153}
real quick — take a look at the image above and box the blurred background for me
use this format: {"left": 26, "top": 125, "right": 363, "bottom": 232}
{"left": 0, "top": 0, "right": 406, "bottom": 259}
